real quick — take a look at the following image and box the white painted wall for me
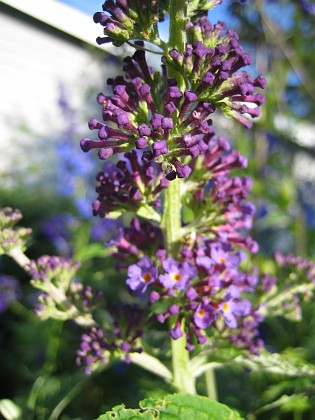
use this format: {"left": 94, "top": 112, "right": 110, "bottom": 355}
{"left": 0, "top": 1, "right": 120, "bottom": 183}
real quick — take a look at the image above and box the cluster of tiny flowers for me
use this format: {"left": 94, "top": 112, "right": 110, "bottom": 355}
{"left": 254, "top": 253, "right": 315, "bottom": 322}
{"left": 92, "top": 151, "right": 169, "bottom": 218}
{"left": 126, "top": 240, "right": 263, "bottom": 353}
{"left": 81, "top": 15, "right": 265, "bottom": 179}
{"left": 0, "top": 275, "right": 20, "bottom": 313}
{"left": 0, "top": 208, "right": 32, "bottom": 255}
{"left": 94, "top": 0, "right": 167, "bottom": 46}
{"left": 76, "top": 304, "right": 145, "bottom": 373}
{"left": 81, "top": 47, "right": 207, "bottom": 179}
{"left": 75, "top": 0, "right": 270, "bottom": 373}
{"left": 68, "top": 281, "right": 104, "bottom": 313}
{"left": 185, "top": 136, "right": 257, "bottom": 252}
{"left": 275, "top": 252, "right": 315, "bottom": 282}
{"left": 28, "top": 255, "right": 81, "bottom": 320}
{"left": 169, "top": 16, "right": 266, "bottom": 128}
{"left": 28, "top": 255, "right": 80, "bottom": 287}
{"left": 108, "top": 217, "right": 163, "bottom": 267}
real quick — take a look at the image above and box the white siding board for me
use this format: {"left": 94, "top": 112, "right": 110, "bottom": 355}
{"left": 0, "top": 6, "right": 118, "bottom": 178}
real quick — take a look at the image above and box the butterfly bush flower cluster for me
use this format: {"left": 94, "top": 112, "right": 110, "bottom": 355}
{"left": 73, "top": 0, "right": 269, "bottom": 373}
{"left": 256, "top": 252, "right": 315, "bottom": 321}
{"left": 80, "top": 12, "right": 265, "bottom": 179}
{"left": 2, "top": 0, "right": 315, "bottom": 392}
{"left": 0, "top": 208, "right": 32, "bottom": 257}
{"left": 28, "top": 255, "right": 101, "bottom": 325}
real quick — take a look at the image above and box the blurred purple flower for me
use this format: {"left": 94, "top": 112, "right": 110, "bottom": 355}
{"left": 0, "top": 275, "right": 20, "bottom": 313}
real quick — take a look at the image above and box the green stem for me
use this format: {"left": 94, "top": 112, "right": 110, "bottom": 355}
{"left": 162, "top": 0, "right": 196, "bottom": 395}
{"left": 129, "top": 351, "right": 172, "bottom": 382}
{"left": 9, "top": 247, "right": 30, "bottom": 269}
{"left": 169, "top": 0, "right": 186, "bottom": 53}
{"left": 162, "top": 180, "right": 196, "bottom": 394}
{"left": 171, "top": 325, "right": 196, "bottom": 394}
{"left": 162, "top": 178, "right": 181, "bottom": 257}
{"left": 168, "top": 0, "right": 187, "bottom": 90}
{"left": 205, "top": 368, "right": 218, "bottom": 400}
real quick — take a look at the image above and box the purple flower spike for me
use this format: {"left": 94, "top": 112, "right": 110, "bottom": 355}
{"left": 127, "top": 256, "right": 158, "bottom": 295}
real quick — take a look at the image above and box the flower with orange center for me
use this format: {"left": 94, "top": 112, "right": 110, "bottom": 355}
{"left": 194, "top": 301, "right": 216, "bottom": 329}
{"left": 159, "top": 258, "right": 197, "bottom": 291}
{"left": 127, "top": 256, "right": 158, "bottom": 295}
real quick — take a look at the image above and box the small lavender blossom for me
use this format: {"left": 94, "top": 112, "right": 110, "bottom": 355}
{"left": 169, "top": 320, "right": 184, "bottom": 340}
{"left": 159, "top": 258, "right": 197, "bottom": 290}
{"left": 0, "top": 275, "right": 20, "bottom": 313}
{"left": 77, "top": 303, "right": 145, "bottom": 374}
{"left": 127, "top": 256, "right": 158, "bottom": 294}
{"left": 194, "top": 300, "right": 216, "bottom": 329}
{"left": 0, "top": 208, "right": 32, "bottom": 256}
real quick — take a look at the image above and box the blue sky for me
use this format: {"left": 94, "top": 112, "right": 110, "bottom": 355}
{"left": 60, "top": 0, "right": 233, "bottom": 31}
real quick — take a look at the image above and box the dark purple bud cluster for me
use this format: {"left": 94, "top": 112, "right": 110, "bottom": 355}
{"left": 94, "top": 0, "right": 166, "bottom": 47}
{"left": 0, "top": 207, "right": 32, "bottom": 255}
{"left": 126, "top": 245, "right": 263, "bottom": 353}
{"left": 77, "top": 303, "right": 145, "bottom": 373}
{"left": 167, "top": 16, "right": 266, "bottom": 128}
{"left": 109, "top": 218, "right": 164, "bottom": 265}
{"left": 81, "top": 49, "right": 220, "bottom": 179}
{"left": 0, "top": 275, "right": 20, "bottom": 313}
{"left": 76, "top": 326, "right": 111, "bottom": 374}
{"left": 92, "top": 151, "right": 168, "bottom": 218}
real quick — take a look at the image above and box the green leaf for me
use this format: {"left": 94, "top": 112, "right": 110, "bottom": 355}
{"left": 106, "top": 210, "right": 123, "bottom": 219}
{"left": 75, "top": 243, "right": 112, "bottom": 262}
{"left": 97, "top": 404, "right": 156, "bottom": 419}
{"left": 97, "top": 393, "right": 243, "bottom": 419}
{"left": 234, "top": 349, "right": 315, "bottom": 378}
{"left": 136, "top": 205, "right": 161, "bottom": 223}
